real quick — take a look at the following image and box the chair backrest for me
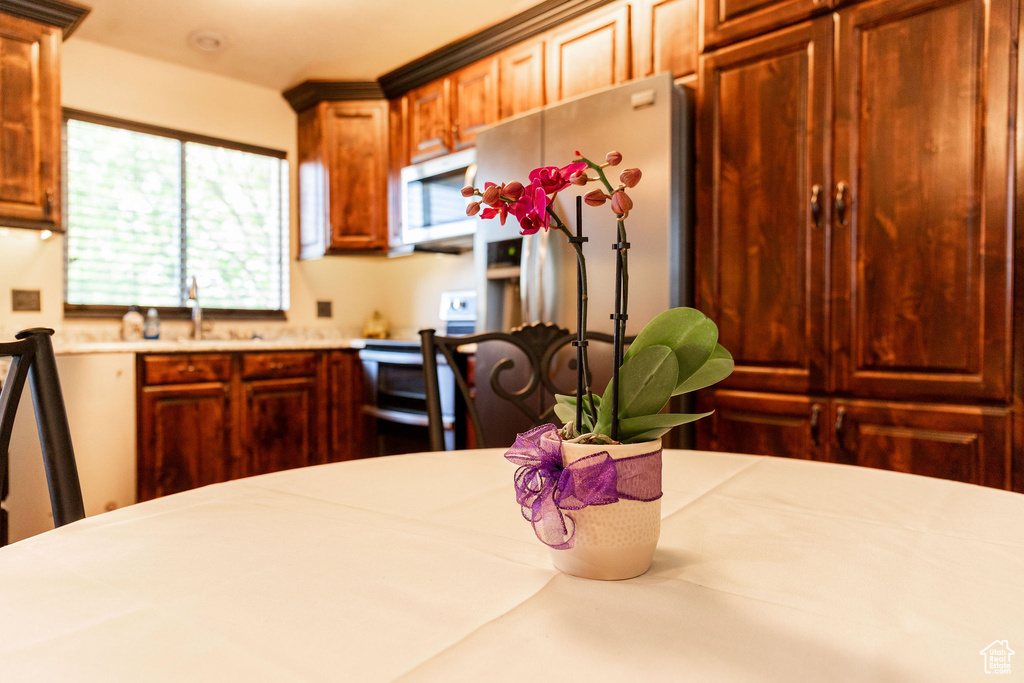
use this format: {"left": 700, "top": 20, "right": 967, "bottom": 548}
{"left": 0, "top": 328, "right": 85, "bottom": 543}
{"left": 420, "top": 323, "right": 622, "bottom": 451}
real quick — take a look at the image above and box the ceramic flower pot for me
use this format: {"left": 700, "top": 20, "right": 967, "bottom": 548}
{"left": 546, "top": 433, "right": 662, "bottom": 581}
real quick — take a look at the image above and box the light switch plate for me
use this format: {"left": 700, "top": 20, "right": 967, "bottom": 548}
{"left": 316, "top": 300, "right": 332, "bottom": 318}
{"left": 12, "top": 289, "right": 41, "bottom": 312}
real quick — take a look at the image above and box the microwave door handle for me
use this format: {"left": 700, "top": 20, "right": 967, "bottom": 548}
{"left": 520, "top": 233, "right": 532, "bottom": 323}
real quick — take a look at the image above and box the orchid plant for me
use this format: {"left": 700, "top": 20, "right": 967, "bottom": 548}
{"left": 464, "top": 151, "right": 734, "bottom": 445}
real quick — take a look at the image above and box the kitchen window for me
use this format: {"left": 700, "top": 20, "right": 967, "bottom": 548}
{"left": 62, "top": 110, "right": 289, "bottom": 317}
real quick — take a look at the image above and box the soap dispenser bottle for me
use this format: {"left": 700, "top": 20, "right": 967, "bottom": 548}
{"left": 143, "top": 307, "right": 161, "bottom": 340}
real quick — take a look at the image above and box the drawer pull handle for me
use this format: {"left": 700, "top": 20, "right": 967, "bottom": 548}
{"left": 186, "top": 365, "right": 196, "bottom": 373}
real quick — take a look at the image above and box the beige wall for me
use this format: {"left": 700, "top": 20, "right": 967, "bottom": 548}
{"left": 0, "top": 39, "right": 473, "bottom": 340}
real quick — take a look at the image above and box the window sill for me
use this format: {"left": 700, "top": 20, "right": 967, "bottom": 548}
{"left": 63, "top": 304, "right": 288, "bottom": 322}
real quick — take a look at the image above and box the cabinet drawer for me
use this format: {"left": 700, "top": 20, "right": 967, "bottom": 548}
{"left": 142, "top": 354, "right": 232, "bottom": 385}
{"left": 242, "top": 352, "right": 319, "bottom": 380}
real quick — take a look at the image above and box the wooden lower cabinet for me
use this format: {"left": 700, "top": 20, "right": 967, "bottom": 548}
{"left": 831, "top": 400, "right": 1011, "bottom": 490}
{"left": 138, "top": 349, "right": 362, "bottom": 501}
{"left": 242, "top": 376, "right": 322, "bottom": 475}
{"left": 138, "top": 382, "right": 234, "bottom": 501}
{"left": 696, "top": 390, "right": 1013, "bottom": 490}
{"left": 327, "top": 350, "right": 368, "bottom": 461}
{"left": 695, "top": 390, "right": 825, "bottom": 460}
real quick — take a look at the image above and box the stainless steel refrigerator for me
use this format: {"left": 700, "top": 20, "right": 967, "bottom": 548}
{"left": 470, "top": 72, "right": 694, "bottom": 446}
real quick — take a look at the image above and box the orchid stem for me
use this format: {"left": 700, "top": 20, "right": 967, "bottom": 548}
{"left": 548, "top": 208, "right": 597, "bottom": 431}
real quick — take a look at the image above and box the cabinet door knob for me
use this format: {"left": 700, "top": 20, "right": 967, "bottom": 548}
{"left": 44, "top": 189, "right": 54, "bottom": 215}
{"left": 810, "top": 185, "right": 822, "bottom": 229}
{"left": 186, "top": 365, "right": 196, "bottom": 373}
{"left": 835, "top": 182, "right": 849, "bottom": 226}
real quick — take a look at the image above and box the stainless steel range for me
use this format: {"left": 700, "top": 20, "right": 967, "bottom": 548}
{"left": 358, "top": 291, "right": 476, "bottom": 456}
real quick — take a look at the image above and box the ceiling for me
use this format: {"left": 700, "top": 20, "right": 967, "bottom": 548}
{"left": 72, "top": 0, "right": 546, "bottom": 92}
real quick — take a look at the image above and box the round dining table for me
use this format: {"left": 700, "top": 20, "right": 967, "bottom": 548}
{"left": 0, "top": 447, "right": 1022, "bottom": 681}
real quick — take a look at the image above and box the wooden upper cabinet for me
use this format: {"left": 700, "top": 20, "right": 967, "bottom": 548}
{"left": 696, "top": 390, "right": 827, "bottom": 460}
{"left": 499, "top": 41, "right": 546, "bottom": 119}
{"left": 635, "top": 0, "right": 699, "bottom": 80}
{"left": 832, "top": 400, "right": 1011, "bottom": 489}
{"left": 387, "top": 97, "right": 407, "bottom": 248}
{"left": 546, "top": 3, "right": 631, "bottom": 103}
{"left": 408, "top": 78, "right": 451, "bottom": 163}
{"left": 450, "top": 59, "right": 499, "bottom": 150}
{"left": 697, "top": 19, "right": 832, "bottom": 395}
{"left": 831, "top": 0, "right": 1013, "bottom": 402}
{"left": 702, "top": 0, "right": 824, "bottom": 50}
{"left": 298, "top": 100, "right": 389, "bottom": 257}
{"left": 0, "top": 14, "right": 60, "bottom": 231}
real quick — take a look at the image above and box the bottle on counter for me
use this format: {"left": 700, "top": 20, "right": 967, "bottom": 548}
{"left": 121, "top": 306, "right": 144, "bottom": 341}
{"left": 143, "top": 308, "right": 160, "bottom": 340}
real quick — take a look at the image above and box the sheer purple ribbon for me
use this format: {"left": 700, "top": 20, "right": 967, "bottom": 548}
{"left": 504, "top": 424, "right": 663, "bottom": 549}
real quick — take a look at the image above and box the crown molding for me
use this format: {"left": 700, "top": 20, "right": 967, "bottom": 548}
{"left": 281, "top": 0, "right": 617, "bottom": 104}
{"left": 0, "top": 0, "right": 92, "bottom": 37}
{"left": 377, "top": 0, "right": 616, "bottom": 98}
{"left": 282, "top": 81, "right": 386, "bottom": 113}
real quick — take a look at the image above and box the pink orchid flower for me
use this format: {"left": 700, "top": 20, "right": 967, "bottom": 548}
{"left": 528, "top": 162, "right": 587, "bottom": 195}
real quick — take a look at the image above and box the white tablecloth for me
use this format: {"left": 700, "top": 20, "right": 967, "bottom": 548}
{"left": 1, "top": 449, "right": 1022, "bottom": 681}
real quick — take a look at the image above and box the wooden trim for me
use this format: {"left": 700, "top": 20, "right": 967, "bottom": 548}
{"left": 282, "top": 81, "right": 386, "bottom": 113}
{"left": 377, "top": 0, "right": 618, "bottom": 97}
{"left": 64, "top": 304, "right": 288, "bottom": 322}
{"left": 0, "top": 0, "right": 91, "bottom": 37}
{"left": 63, "top": 108, "right": 288, "bottom": 159}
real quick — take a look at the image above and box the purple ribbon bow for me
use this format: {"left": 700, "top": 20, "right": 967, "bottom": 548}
{"left": 504, "top": 424, "right": 663, "bottom": 549}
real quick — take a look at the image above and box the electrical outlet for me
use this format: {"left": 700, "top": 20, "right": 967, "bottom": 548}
{"left": 317, "top": 300, "right": 333, "bottom": 318}
{"left": 11, "top": 289, "right": 41, "bottom": 312}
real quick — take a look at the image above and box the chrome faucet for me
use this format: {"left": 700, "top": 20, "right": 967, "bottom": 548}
{"left": 187, "top": 276, "right": 203, "bottom": 340}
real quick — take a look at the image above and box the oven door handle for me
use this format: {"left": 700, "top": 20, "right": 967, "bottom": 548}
{"left": 362, "top": 406, "right": 453, "bottom": 430}
{"left": 357, "top": 349, "right": 426, "bottom": 365}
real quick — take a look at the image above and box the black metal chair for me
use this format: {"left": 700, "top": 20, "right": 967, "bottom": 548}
{"left": 420, "top": 323, "right": 624, "bottom": 451}
{"left": 0, "top": 328, "right": 85, "bottom": 545}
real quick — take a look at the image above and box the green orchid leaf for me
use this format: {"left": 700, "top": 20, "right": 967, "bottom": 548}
{"left": 674, "top": 343, "right": 735, "bottom": 395}
{"left": 595, "top": 345, "right": 677, "bottom": 432}
{"left": 618, "top": 411, "right": 714, "bottom": 443}
{"left": 553, "top": 401, "right": 575, "bottom": 425}
{"left": 624, "top": 308, "right": 719, "bottom": 393}
{"left": 554, "top": 393, "right": 600, "bottom": 430}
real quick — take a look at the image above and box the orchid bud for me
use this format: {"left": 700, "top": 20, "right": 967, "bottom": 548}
{"left": 503, "top": 181, "right": 525, "bottom": 201}
{"left": 605, "top": 151, "right": 622, "bottom": 166}
{"left": 461, "top": 186, "right": 476, "bottom": 198}
{"left": 466, "top": 201, "right": 481, "bottom": 217}
{"left": 481, "top": 185, "right": 500, "bottom": 205}
{"left": 584, "top": 190, "right": 607, "bottom": 207}
{"left": 619, "top": 168, "right": 642, "bottom": 188}
{"left": 610, "top": 190, "right": 633, "bottom": 216}
{"left": 569, "top": 171, "right": 588, "bottom": 186}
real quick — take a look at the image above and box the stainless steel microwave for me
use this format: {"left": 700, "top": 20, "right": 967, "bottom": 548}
{"left": 400, "top": 148, "right": 477, "bottom": 250}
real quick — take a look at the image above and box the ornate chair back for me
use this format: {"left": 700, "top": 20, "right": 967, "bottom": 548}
{"left": 420, "top": 323, "right": 621, "bottom": 451}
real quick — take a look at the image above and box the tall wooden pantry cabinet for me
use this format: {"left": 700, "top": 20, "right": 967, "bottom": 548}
{"left": 694, "top": 0, "right": 1016, "bottom": 490}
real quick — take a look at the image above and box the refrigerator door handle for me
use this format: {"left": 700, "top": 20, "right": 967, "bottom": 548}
{"left": 536, "top": 229, "right": 548, "bottom": 322}
{"left": 520, "top": 233, "right": 532, "bottom": 323}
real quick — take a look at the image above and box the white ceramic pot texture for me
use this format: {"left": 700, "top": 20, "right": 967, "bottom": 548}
{"left": 548, "top": 436, "right": 662, "bottom": 580}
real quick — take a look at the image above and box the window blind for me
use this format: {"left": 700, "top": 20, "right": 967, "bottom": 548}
{"left": 64, "top": 114, "right": 289, "bottom": 312}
